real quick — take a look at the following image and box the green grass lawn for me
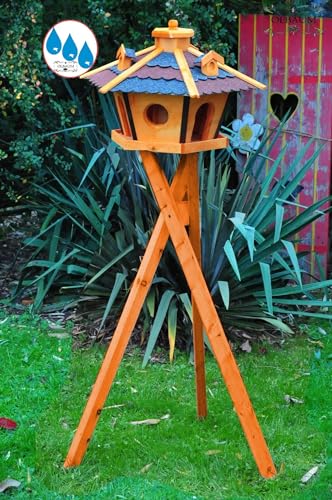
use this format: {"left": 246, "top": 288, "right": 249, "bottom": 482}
{"left": 0, "top": 313, "right": 331, "bottom": 499}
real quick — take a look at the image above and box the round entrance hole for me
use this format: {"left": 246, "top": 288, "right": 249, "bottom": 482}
{"left": 145, "top": 104, "right": 168, "bottom": 125}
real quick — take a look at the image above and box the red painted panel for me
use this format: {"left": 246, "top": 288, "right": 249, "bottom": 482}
{"left": 238, "top": 14, "right": 332, "bottom": 277}
{"left": 253, "top": 15, "right": 270, "bottom": 118}
{"left": 268, "top": 16, "right": 286, "bottom": 182}
{"left": 313, "top": 17, "right": 332, "bottom": 272}
{"left": 238, "top": 15, "right": 255, "bottom": 116}
{"left": 295, "top": 21, "right": 319, "bottom": 262}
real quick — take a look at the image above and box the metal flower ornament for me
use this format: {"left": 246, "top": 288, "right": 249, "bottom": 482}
{"left": 231, "top": 113, "right": 264, "bottom": 154}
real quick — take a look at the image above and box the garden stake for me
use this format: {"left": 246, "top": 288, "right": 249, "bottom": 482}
{"left": 64, "top": 20, "right": 277, "bottom": 479}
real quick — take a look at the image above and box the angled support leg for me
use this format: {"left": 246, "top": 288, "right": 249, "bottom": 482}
{"left": 64, "top": 216, "right": 168, "bottom": 467}
{"left": 140, "top": 151, "right": 276, "bottom": 479}
{"left": 64, "top": 156, "right": 189, "bottom": 467}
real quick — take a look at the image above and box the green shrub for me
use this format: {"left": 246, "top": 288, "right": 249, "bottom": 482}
{"left": 0, "top": 0, "right": 81, "bottom": 207}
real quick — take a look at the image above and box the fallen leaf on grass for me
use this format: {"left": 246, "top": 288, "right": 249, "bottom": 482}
{"left": 242, "top": 333, "right": 252, "bottom": 339}
{"left": 140, "top": 463, "right": 153, "bottom": 474}
{"left": 103, "top": 404, "right": 126, "bottom": 410}
{"left": 130, "top": 418, "right": 161, "bottom": 426}
{"left": 130, "top": 414, "right": 170, "bottom": 426}
{"left": 0, "top": 318, "right": 8, "bottom": 325}
{"left": 0, "top": 418, "right": 17, "bottom": 430}
{"left": 48, "top": 332, "right": 70, "bottom": 339}
{"left": 279, "top": 462, "right": 285, "bottom": 474}
{"left": 47, "top": 322, "right": 66, "bottom": 330}
{"left": 52, "top": 355, "right": 63, "bottom": 362}
{"left": 308, "top": 339, "right": 324, "bottom": 348}
{"left": 207, "top": 387, "right": 215, "bottom": 398}
{"left": 284, "top": 395, "right": 304, "bottom": 405}
{"left": 240, "top": 340, "right": 252, "bottom": 353}
{"left": 301, "top": 465, "right": 319, "bottom": 483}
{"left": 0, "top": 478, "right": 21, "bottom": 493}
{"left": 205, "top": 450, "right": 222, "bottom": 456}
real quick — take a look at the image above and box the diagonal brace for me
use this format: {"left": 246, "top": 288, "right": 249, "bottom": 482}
{"left": 64, "top": 155, "right": 192, "bottom": 467}
{"left": 140, "top": 151, "right": 277, "bottom": 479}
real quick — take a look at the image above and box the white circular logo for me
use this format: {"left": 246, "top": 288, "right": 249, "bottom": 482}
{"left": 43, "top": 20, "right": 98, "bottom": 78}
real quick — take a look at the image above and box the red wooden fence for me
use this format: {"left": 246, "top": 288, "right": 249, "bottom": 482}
{"left": 238, "top": 14, "right": 332, "bottom": 276}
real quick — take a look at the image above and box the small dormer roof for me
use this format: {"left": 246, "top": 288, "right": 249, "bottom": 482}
{"left": 81, "top": 20, "right": 265, "bottom": 97}
{"left": 124, "top": 47, "right": 136, "bottom": 58}
{"left": 199, "top": 50, "right": 225, "bottom": 77}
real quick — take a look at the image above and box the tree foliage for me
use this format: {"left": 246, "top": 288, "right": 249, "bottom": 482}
{"left": 0, "top": 0, "right": 238, "bottom": 208}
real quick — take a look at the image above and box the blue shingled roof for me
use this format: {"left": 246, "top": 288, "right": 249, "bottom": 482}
{"left": 112, "top": 77, "right": 188, "bottom": 95}
{"left": 84, "top": 42, "right": 254, "bottom": 96}
{"left": 190, "top": 67, "right": 233, "bottom": 81}
{"left": 82, "top": 20, "right": 262, "bottom": 97}
{"left": 146, "top": 52, "right": 179, "bottom": 68}
{"left": 109, "top": 65, "right": 233, "bottom": 81}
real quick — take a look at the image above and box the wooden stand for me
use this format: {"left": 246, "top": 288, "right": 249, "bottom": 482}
{"left": 64, "top": 152, "right": 276, "bottom": 479}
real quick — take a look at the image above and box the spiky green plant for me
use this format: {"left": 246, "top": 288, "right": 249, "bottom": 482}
{"left": 13, "top": 91, "right": 332, "bottom": 364}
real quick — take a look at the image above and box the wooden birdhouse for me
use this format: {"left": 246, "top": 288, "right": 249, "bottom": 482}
{"left": 81, "top": 19, "right": 265, "bottom": 154}
{"left": 238, "top": 14, "right": 332, "bottom": 276}
{"left": 67, "top": 19, "right": 277, "bottom": 479}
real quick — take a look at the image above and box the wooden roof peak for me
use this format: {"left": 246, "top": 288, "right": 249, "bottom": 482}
{"left": 152, "top": 19, "right": 194, "bottom": 40}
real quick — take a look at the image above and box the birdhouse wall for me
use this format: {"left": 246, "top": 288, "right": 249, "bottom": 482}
{"left": 186, "top": 94, "right": 228, "bottom": 142}
{"left": 128, "top": 93, "right": 184, "bottom": 144}
{"left": 114, "top": 93, "right": 133, "bottom": 138}
{"left": 238, "top": 14, "right": 332, "bottom": 276}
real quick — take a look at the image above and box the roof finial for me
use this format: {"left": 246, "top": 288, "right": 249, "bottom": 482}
{"left": 168, "top": 19, "right": 178, "bottom": 29}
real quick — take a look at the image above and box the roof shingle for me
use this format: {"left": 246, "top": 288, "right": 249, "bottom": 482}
{"left": 81, "top": 20, "right": 265, "bottom": 96}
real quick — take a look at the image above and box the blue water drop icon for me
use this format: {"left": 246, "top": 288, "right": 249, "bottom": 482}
{"left": 46, "top": 28, "right": 62, "bottom": 54}
{"left": 78, "top": 42, "right": 94, "bottom": 69}
{"left": 62, "top": 34, "right": 78, "bottom": 61}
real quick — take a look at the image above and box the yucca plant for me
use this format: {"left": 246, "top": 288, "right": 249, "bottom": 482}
{"left": 14, "top": 89, "right": 332, "bottom": 363}
{"left": 142, "top": 133, "right": 332, "bottom": 365}
{"left": 201, "top": 140, "right": 332, "bottom": 323}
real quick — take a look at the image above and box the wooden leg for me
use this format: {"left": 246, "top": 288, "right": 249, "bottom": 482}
{"left": 64, "top": 156, "right": 190, "bottom": 467}
{"left": 64, "top": 215, "right": 169, "bottom": 467}
{"left": 141, "top": 151, "right": 276, "bottom": 478}
{"left": 187, "top": 153, "right": 207, "bottom": 419}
